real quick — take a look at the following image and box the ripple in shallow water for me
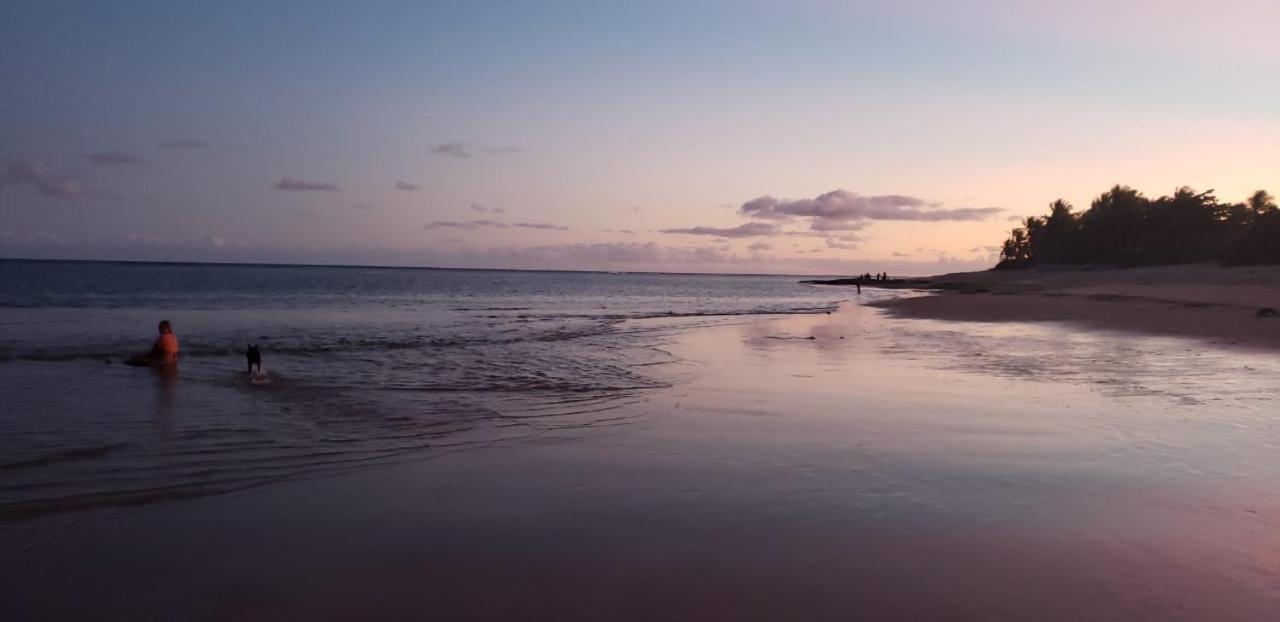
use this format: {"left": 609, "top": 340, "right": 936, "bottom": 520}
{"left": 1, "top": 263, "right": 846, "bottom": 521}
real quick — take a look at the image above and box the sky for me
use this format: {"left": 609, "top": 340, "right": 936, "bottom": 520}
{"left": 1, "top": 0, "right": 1277, "bottom": 275}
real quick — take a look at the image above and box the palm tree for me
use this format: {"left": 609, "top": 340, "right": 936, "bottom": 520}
{"left": 995, "top": 186, "right": 1280, "bottom": 269}
{"left": 998, "top": 227, "right": 1031, "bottom": 268}
{"left": 1079, "top": 185, "right": 1148, "bottom": 265}
{"left": 1246, "top": 190, "right": 1277, "bottom": 216}
{"left": 1037, "top": 199, "right": 1078, "bottom": 264}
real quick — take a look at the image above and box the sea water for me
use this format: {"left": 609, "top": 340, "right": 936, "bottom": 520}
{"left": 0, "top": 260, "right": 851, "bottom": 519}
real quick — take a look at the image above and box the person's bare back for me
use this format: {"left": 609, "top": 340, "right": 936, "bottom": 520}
{"left": 128, "top": 320, "right": 179, "bottom": 367}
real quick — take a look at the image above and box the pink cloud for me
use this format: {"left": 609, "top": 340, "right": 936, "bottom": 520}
{"left": 0, "top": 160, "right": 84, "bottom": 198}
{"left": 740, "top": 189, "right": 1002, "bottom": 225}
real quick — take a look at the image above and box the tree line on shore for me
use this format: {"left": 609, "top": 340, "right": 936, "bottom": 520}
{"left": 997, "top": 186, "right": 1280, "bottom": 269}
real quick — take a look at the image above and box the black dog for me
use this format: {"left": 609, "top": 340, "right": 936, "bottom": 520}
{"left": 246, "top": 344, "right": 262, "bottom": 375}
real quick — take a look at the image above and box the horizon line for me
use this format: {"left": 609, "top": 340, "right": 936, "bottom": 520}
{"left": 0, "top": 255, "right": 873, "bottom": 280}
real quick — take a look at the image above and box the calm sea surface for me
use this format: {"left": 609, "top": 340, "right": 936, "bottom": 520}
{"left": 0, "top": 260, "right": 852, "bottom": 519}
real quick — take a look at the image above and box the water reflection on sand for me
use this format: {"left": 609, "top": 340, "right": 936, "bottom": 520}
{"left": 3, "top": 301, "right": 1278, "bottom": 620}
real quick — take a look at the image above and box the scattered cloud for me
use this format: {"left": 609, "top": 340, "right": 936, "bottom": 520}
{"left": 892, "top": 251, "right": 912, "bottom": 257}
{"left": 83, "top": 151, "right": 143, "bottom": 166}
{"left": 479, "top": 242, "right": 732, "bottom": 266}
{"left": 424, "top": 220, "right": 474, "bottom": 230}
{"left": 394, "top": 181, "right": 420, "bottom": 191}
{"left": 0, "top": 160, "right": 84, "bottom": 198}
{"left": 604, "top": 228, "right": 636, "bottom": 234}
{"left": 630, "top": 206, "right": 641, "bottom": 213}
{"left": 120, "top": 233, "right": 230, "bottom": 249}
{"left": 423, "top": 219, "right": 508, "bottom": 230}
{"left": 431, "top": 142, "right": 471, "bottom": 158}
{"left": 275, "top": 177, "right": 340, "bottom": 192}
{"left": 740, "top": 189, "right": 1003, "bottom": 231}
{"left": 346, "top": 241, "right": 743, "bottom": 268}
{"left": 747, "top": 242, "right": 773, "bottom": 253}
{"left": 423, "top": 219, "right": 566, "bottom": 231}
{"left": 470, "top": 202, "right": 505, "bottom": 213}
{"left": 808, "top": 220, "right": 872, "bottom": 232}
{"left": 432, "top": 143, "right": 524, "bottom": 158}
{"left": 824, "top": 237, "right": 859, "bottom": 250}
{"left": 159, "top": 140, "right": 209, "bottom": 149}
{"left": 659, "top": 222, "right": 781, "bottom": 238}
{"left": 1006, "top": 214, "right": 1027, "bottom": 222}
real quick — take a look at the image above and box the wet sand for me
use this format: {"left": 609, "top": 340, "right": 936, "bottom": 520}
{"left": 869, "top": 265, "right": 1280, "bottom": 350}
{"left": 3, "top": 303, "right": 1279, "bottom": 620}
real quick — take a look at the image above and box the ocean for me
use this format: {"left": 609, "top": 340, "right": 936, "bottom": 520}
{"left": 6, "top": 259, "right": 1280, "bottom": 619}
{"left": 0, "top": 259, "right": 853, "bottom": 520}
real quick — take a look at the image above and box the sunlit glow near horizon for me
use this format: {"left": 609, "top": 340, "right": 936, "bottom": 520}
{"left": 1, "top": 1, "right": 1276, "bottom": 275}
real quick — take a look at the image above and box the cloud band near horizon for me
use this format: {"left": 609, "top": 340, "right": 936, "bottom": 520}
{"left": 275, "top": 177, "right": 341, "bottom": 192}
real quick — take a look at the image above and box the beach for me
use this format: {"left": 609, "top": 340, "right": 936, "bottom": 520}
{"left": 7, "top": 1, "right": 1279, "bottom": 618}
{"left": 870, "top": 265, "right": 1280, "bottom": 350}
{"left": 3, "top": 264, "right": 1279, "bottom": 620}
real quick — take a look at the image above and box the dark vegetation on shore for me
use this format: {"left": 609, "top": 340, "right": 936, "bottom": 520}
{"left": 998, "top": 187, "right": 1280, "bottom": 269}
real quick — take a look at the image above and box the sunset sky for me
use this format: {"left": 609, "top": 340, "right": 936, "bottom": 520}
{"left": 2, "top": 1, "right": 1277, "bottom": 274}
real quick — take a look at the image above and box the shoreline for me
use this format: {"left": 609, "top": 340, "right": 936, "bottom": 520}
{"left": 850, "top": 264, "right": 1280, "bottom": 350}
{"left": 5, "top": 304, "right": 1280, "bottom": 619}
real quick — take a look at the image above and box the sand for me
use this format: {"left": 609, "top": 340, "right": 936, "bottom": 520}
{"left": 4, "top": 303, "right": 1279, "bottom": 620}
{"left": 869, "top": 264, "right": 1280, "bottom": 350}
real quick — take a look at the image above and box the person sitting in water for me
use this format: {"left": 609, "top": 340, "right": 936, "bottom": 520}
{"left": 129, "top": 320, "right": 179, "bottom": 366}
{"left": 151, "top": 320, "right": 180, "bottom": 365}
